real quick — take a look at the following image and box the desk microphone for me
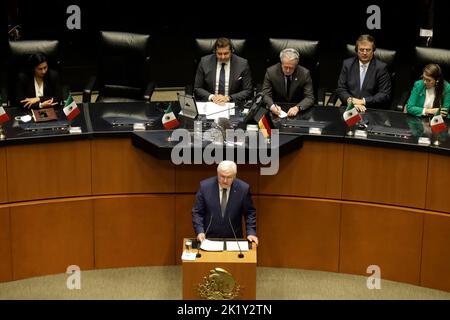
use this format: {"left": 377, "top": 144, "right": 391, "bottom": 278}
{"left": 227, "top": 214, "right": 244, "bottom": 259}
{"left": 196, "top": 211, "right": 214, "bottom": 258}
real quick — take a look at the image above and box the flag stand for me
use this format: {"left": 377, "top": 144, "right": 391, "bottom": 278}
{"left": 433, "top": 137, "right": 440, "bottom": 146}
{"left": 0, "top": 125, "right": 5, "bottom": 140}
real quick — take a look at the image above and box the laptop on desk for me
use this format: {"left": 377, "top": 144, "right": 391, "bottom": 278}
{"left": 177, "top": 93, "right": 198, "bottom": 119}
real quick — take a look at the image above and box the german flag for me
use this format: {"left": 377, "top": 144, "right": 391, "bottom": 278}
{"left": 258, "top": 114, "right": 272, "bottom": 138}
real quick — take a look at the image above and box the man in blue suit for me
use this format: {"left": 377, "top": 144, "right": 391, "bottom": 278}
{"left": 192, "top": 160, "right": 259, "bottom": 246}
{"left": 336, "top": 34, "right": 391, "bottom": 111}
{"left": 194, "top": 38, "right": 253, "bottom": 106}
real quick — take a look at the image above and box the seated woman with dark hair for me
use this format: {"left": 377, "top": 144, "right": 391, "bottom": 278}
{"left": 17, "top": 53, "right": 62, "bottom": 109}
{"left": 406, "top": 63, "right": 450, "bottom": 118}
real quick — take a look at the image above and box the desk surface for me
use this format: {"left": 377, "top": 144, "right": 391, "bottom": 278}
{"left": 1, "top": 102, "right": 450, "bottom": 156}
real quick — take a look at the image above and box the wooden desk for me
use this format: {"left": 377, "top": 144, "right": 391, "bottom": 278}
{"left": 182, "top": 239, "right": 257, "bottom": 299}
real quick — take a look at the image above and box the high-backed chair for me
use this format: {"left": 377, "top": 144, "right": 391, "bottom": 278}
{"left": 5, "top": 40, "right": 68, "bottom": 107}
{"left": 83, "top": 31, "right": 155, "bottom": 103}
{"left": 185, "top": 38, "right": 247, "bottom": 96}
{"left": 327, "top": 44, "right": 396, "bottom": 108}
{"left": 266, "top": 38, "right": 324, "bottom": 105}
{"left": 398, "top": 46, "right": 450, "bottom": 112}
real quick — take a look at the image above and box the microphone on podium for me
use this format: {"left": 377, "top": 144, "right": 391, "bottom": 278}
{"left": 227, "top": 214, "right": 244, "bottom": 259}
{"left": 196, "top": 211, "right": 214, "bottom": 258}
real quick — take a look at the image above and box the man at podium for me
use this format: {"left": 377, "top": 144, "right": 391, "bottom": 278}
{"left": 192, "top": 160, "right": 259, "bottom": 246}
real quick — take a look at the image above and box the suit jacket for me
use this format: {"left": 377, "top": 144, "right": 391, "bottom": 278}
{"left": 16, "top": 69, "right": 63, "bottom": 109}
{"left": 336, "top": 57, "right": 391, "bottom": 109}
{"left": 192, "top": 176, "right": 256, "bottom": 239}
{"left": 406, "top": 79, "right": 450, "bottom": 117}
{"left": 262, "top": 63, "right": 314, "bottom": 111}
{"left": 194, "top": 54, "right": 253, "bottom": 104}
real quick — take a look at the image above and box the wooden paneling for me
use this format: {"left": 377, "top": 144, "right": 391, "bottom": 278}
{"left": 426, "top": 153, "right": 450, "bottom": 213}
{"left": 0, "top": 208, "right": 12, "bottom": 282}
{"left": 175, "top": 195, "right": 197, "bottom": 264}
{"left": 0, "top": 148, "right": 7, "bottom": 203}
{"left": 94, "top": 195, "right": 175, "bottom": 268}
{"left": 176, "top": 164, "right": 259, "bottom": 194}
{"left": 342, "top": 144, "right": 428, "bottom": 208}
{"left": 340, "top": 204, "right": 423, "bottom": 285}
{"left": 11, "top": 200, "right": 94, "bottom": 280}
{"left": 7, "top": 140, "right": 91, "bottom": 202}
{"left": 259, "top": 141, "right": 343, "bottom": 199}
{"left": 257, "top": 197, "right": 340, "bottom": 272}
{"left": 92, "top": 138, "right": 175, "bottom": 195}
{"left": 421, "top": 213, "right": 450, "bottom": 291}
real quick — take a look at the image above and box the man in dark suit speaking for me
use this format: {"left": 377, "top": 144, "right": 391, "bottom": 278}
{"left": 194, "top": 37, "right": 253, "bottom": 106}
{"left": 192, "top": 160, "right": 258, "bottom": 246}
{"left": 262, "top": 48, "right": 314, "bottom": 117}
{"left": 336, "top": 34, "right": 391, "bottom": 111}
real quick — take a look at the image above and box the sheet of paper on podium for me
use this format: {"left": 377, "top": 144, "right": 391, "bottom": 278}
{"left": 196, "top": 102, "right": 235, "bottom": 120}
{"left": 200, "top": 239, "right": 224, "bottom": 251}
{"left": 225, "top": 241, "right": 249, "bottom": 251}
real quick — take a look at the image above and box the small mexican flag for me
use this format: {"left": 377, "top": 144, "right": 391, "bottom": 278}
{"left": 162, "top": 105, "right": 179, "bottom": 129}
{"left": 63, "top": 95, "right": 80, "bottom": 121}
{"left": 343, "top": 101, "right": 361, "bottom": 127}
{"left": 430, "top": 112, "right": 447, "bottom": 134}
{"left": 258, "top": 114, "right": 272, "bottom": 138}
{"left": 0, "top": 106, "right": 10, "bottom": 124}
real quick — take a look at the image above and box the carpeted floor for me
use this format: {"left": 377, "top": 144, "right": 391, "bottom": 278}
{"left": 0, "top": 266, "right": 448, "bottom": 300}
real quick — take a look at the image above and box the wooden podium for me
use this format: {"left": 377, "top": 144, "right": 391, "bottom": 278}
{"left": 182, "top": 239, "right": 257, "bottom": 300}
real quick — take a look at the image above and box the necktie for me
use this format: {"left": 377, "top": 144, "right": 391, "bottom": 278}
{"left": 286, "top": 75, "right": 291, "bottom": 97}
{"left": 360, "top": 64, "right": 367, "bottom": 90}
{"left": 218, "top": 63, "right": 226, "bottom": 95}
{"left": 220, "top": 188, "right": 227, "bottom": 217}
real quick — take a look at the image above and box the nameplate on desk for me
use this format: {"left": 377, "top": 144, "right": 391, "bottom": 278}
{"left": 308, "top": 127, "right": 322, "bottom": 135}
{"left": 418, "top": 137, "right": 431, "bottom": 146}
{"left": 181, "top": 252, "right": 197, "bottom": 261}
{"left": 133, "top": 123, "right": 146, "bottom": 131}
{"left": 69, "top": 126, "right": 82, "bottom": 134}
{"left": 354, "top": 129, "right": 367, "bottom": 139}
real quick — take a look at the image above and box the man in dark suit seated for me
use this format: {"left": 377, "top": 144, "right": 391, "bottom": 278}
{"left": 16, "top": 53, "right": 62, "bottom": 109}
{"left": 192, "top": 160, "right": 258, "bottom": 246}
{"left": 336, "top": 34, "right": 391, "bottom": 112}
{"left": 262, "top": 48, "right": 314, "bottom": 117}
{"left": 194, "top": 38, "right": 253, "bottom": 106}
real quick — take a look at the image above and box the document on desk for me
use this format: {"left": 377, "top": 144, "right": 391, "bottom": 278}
{"left": 278, "top": 110, "right": 288, "bottom": 118}
{"left": 200, "top": 239, "right": 224, "bottom": 251}
{"left": 196, "top": 102, "right": 235, "bottom": 120}
{"left": 225, "top": 241, "right": 249, "bottom": 251}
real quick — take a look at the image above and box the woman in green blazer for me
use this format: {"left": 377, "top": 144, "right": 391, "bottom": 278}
{"left": 406, "top": 63, "right": 450, "bottom": 118}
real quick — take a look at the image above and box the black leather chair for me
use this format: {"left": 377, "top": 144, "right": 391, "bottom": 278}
{"left": 83, "top": 31, "right": 155, "bottom": 103}
{"left": 327, "top": 44, "right": 396, "bottom": 108}
{"left": 397, "top": 46, "right": 450, "bottom": 112}
{"left": 266, "top": 38, "right": 324, "bottom": 105}
{"left": 185, "top": 38, "right": 247, "bottom": 96}
{"left": 4, "top": 40, "right": 68, "bottom": 107}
